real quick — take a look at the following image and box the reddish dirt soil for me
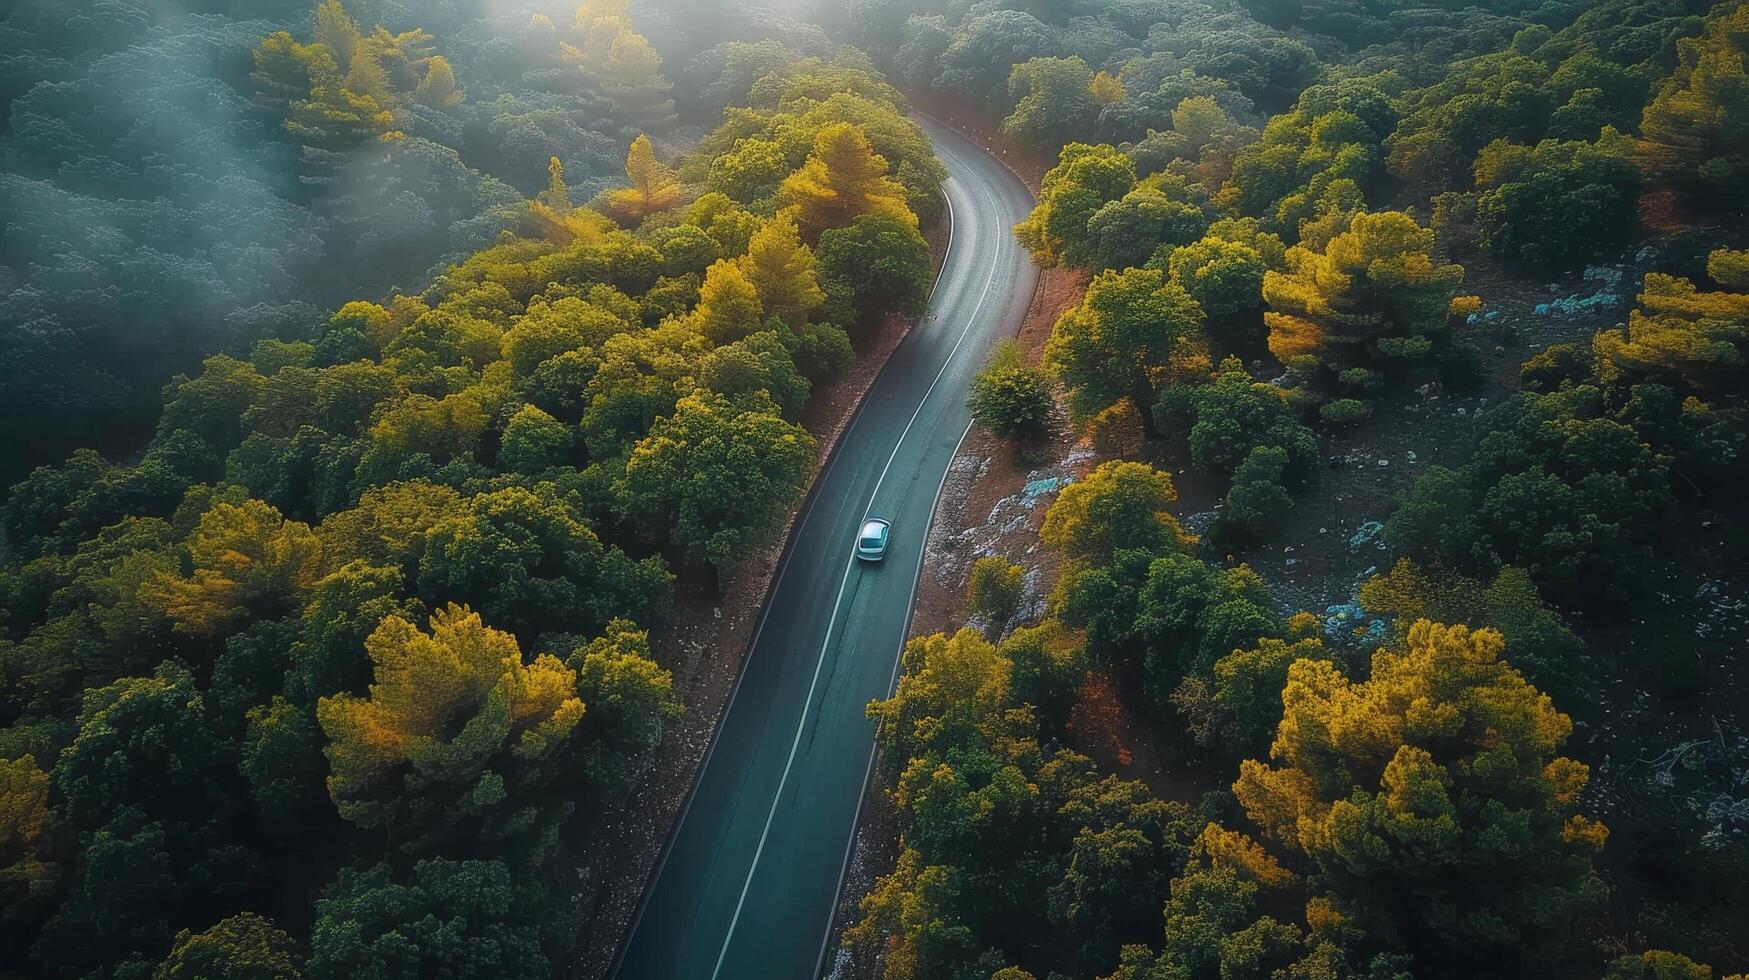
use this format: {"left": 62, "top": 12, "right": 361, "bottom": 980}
{"left": 567, "top": 217, "right": 951, "bottom": 979}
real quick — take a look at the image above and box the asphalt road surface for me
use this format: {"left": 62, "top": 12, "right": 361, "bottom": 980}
{"left": 610, "top": 117, "right": 1038, "bottom": 980}
{"left": 608, "top": 116, "right": 1028, "bottom": 980}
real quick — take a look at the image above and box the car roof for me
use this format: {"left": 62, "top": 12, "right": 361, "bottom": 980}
{"left": 861, "top": 518, "right": 889, "bottom": 530}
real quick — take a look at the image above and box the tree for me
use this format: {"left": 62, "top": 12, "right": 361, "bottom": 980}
{"left": 1637, "top": 3, "right": 1749, "bottom": 211}
{"left": 1041, "top": 461, "right": 1191, "bottom": 565}
{"left": 1593, "top": 252, "right": 1749, "bottom": 399}
{"left": 1016, "top": 143, "right": 1136, "bottom": 268}
{"left": 968, "top": 340, "right": 1055, "bottom": 441}
{"left": 155, "top": 913, "right": 302, "bottom": 980}
{"left": 307, "top": 858, "right": 546, "bottom": 980}
{"left": 741, "top": 211, "right": 825, "bottom": 326}
{"left": 0, "top": 755, "right": 60, "bottom": 941}
{"left": 1003, "top": 57, "right": 1099, "bottom": 149}
{"left": 412, "top": 54, "right": 461, "bottom": 110}
{"left": 55, "top": 662, "right": 228, "bottom": 837}
{"left": 241, "top": 696, "right": 327, "bottom": 824}
{"left": 417, "top": 488, "right": 671, "bottom": 637}
{"left": 1474, "top": 131, "right": 1644, "bottom": 270}
{"left": 1234, "top": 620, "right": 1608, "bottom": 962}
{"left": 1263, "top": 211, "right": 1465, "bottom": 374}
{"left": 1167, "top": 236, "right": 1268, "bottom": 350}
{"left": 1385, "top": 386, "right": 1677, "bottom": 601}
{"left": 815, "top": 212, "right": 935, "bottom": 323}
{"left": 1222, "top": 445, "right": 1293, "bottom": 536}
{"left": 591, "top": 24, "right": 677, "bottom": 134}
{"left": 158, "top": 356, "right": 266, "bottom": 454}
{"left": 316, "top": 605, "right": 584, "bottom": 844}
{"left": 966, "top": 557, "right": 1025, "bottom": 636}
{"left": 601, "top": 134, "right": 680, "bottom": 226}
{"left": 1044, "top": 267, "right": 1207, "bottom": 437}
{"left": 617, "top": 392, "right": 815, "bottom": 571}
{"left": 1157, "top": 356, "right": 1317, "bottom": 479}
{"left": 567, "top": 620, "right": 682, "bottom": 799}
{"left": 1200, "top": 623, "right": 1329, "bottom": 759}
{"left": 692, "top": 259, "right": 766, "bottom": 346}
{"left": 1085, "top": 179, "right": 1212, "bottom": 272}
{"left": 497, "top": 404, "right": 572, "bottom": 473}
{"left": 777, "top": 122, "right": 914, "bottom": 236}
{"left": 1604, "top": 950, "right": 1737, "bottom": 980}
{"left": 143, "top": 500, "right": 322, "bottom": 637}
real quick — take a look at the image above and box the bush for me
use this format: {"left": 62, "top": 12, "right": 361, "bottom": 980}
{"left": 1319, "top": 398, "right": 1371, "bottom": 425}
{"left": 966, "top": 557, "right": 1026, "bottom": 635}
{"left": 1222, "top": 445, "right": 1292, "bottom": 536}
{"left": 969, "top": 340, "right": 1056, "bottom": 440}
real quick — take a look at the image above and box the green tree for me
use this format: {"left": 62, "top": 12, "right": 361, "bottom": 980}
{"left": 567, "top": 620, "right": 681, "bottom": 799}
{"left": 1166, "top": 236, "right": 1269, "bottom": 350}
{"left": 1016, "top": 143, "right": 1136, "bottom": 269}
{"left": 1045, "top": 267, "right": 1207, "bottom": 437}
{"left": 497, "top": 404, "right": 572, "bottom": 473}
{"left": 1042, "top": 461, "right": 1192, "bottom": 566}
{"left": 307, "top": 858, "right": 545, "bottom": 980}
{"left": 55, "top": 662, "right": 228, "bottom": 835}
{"left": 1473, "top": 131, "right": 1644, "bottom": 270}
{"left": 417, "top": 488, "right": 670, "bottom": 636}
{"left": 1003, "top": 57, "right": 1099, "bottom": 149}
{"left": 1157, "top": 356, "right": 1317, "bottom": 479}
{"left": 966, "top": 557, "right": 1025, "bottom": 637}
{"left": 816, "top": 212, "right": 935, "bottom": 324}
{"left": 1222, "top": 445, "right": 1293, "bottom": 537}
{"left": 155, "top": 913, "right": 302, "bottom": 980}
{"left": 617, "top": 392, "right": 815, "bottom": 572}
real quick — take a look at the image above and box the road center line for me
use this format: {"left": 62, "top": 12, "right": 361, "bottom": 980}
{"left": 707, "top": 157, "right": 1005, "bottom": 979}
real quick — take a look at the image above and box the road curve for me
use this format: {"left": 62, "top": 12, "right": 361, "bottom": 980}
{"left": 610, "top": 118, "right": 1038, "bottom": 980}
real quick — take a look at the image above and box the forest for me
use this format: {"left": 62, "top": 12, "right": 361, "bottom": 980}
{"left": 1, "top": 0, "right": 1746, "bottom": 978}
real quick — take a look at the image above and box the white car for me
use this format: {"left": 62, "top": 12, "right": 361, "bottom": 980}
{"left": 855, "top": 518, "right": 891, "bottom": 561}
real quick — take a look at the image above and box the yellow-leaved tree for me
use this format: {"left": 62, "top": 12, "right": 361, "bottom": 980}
{"left": 602, "top": 134, "right": 681, "bottom": 226}
{"left": 144, "top": 500, "right": 323, "bottom": 637}
{"left": 692, "top": 259, "right": 766, "bottom": 345}
{"left": 1592, "top": 247, "right": 1749, "bottom": 396}
{"left": 1233, "top": 620, "right": 1607, "bottom": 957}
{"left": 741, "top": 210, "right": 825, "bottom": 326}
{"left": 317, "top": 604, "right": 585, "bottom": 845}
{"left": 1262, "top": 210, "right": 1465, "bottom": 373}
{"left": 778, "top": 122, "right": 915, "bottom": 237}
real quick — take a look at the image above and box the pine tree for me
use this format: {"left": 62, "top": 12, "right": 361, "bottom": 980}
{"left": 778, "top": 122, "right": 915, "bottom": 236}
{"left": 413, "top": 54, "right": 462, "bottom": 108}
{"left": 313, "top": 0, "right": 362, "bottom": 74}
{"left": 740, "top": 211, "right": 825, "bottom": 326}
{"left": 692, "top": 259, "right": 765, "bottom": 345}
{"left": 602, "top": 134, "right": 681, "bottom": 226}
{"left": 1638, "top": 3, "right": 1749, "bottom": 210}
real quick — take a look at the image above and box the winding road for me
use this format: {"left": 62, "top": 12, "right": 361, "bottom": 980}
{"left": 610, "top": 118, "right": 1038, "bottom": 980}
